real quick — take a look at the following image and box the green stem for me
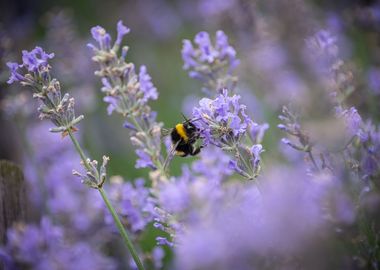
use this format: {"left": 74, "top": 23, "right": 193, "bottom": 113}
{"left": 99, "top": 188, "right": 145, "bottom": 270}
{"left": 67, "top": 129, "right": 145, "bottom": 270}
{"left": 307, "top": 150, "right": 320, "bottom": 172}
{"left": 68, "top": 130, "right": 91, "bottom": 170}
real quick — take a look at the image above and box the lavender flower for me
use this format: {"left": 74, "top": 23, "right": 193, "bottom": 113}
{"left": 154, "top": 165, "right": 225, "bottom": 246}
{"left": 6, "top": 42, "right": 144, "bottom": 269}
{"left": 151, "top": 247, "right": 165, "bottom": 269}
{"left": 359, "top": 122, "right": 380, "bottom": 178}
{"left": 6, "top": 46, "right": 112, "bottom": 189}
{"left": 106, "top": 177, "right": 156, "bottom": 233}
{"left": 88, "top": 21, "right": 166, "bottom": 177}
{"left": 182, "top": 30, "right": 239, "bottom": 95}
{"left": 22, "top": 122, "right": 105, "bottom": 232}
{"left": 173, "top": 167, "right": 355, "bottom": 270}
{"left": 6, "top": 62, "right": 24, "bottom": 83}
{"left": 304, "top": 30, "right": 355, "bottom": 106}
{"left": 0, "top": 217, "right": 115, "bottom": 270}
{"left": 88, "top": 21, "right": 158, "bottom": 118}
{"left": 6, "top": 46, "right": 83, "bottom": 136}
{"left": 72, "top": 155, "right": 109, "bottom": 189}
{"left": 249, "top": 122, "right": 269, "bottom": 144}
{"left": 335, "top": 106, "right": 362, "bottom": 137}
{"left": 192, "top": 88, "right": 263, "bottom": 179}
{"left": 367, "top": 67, "right": 380, "bottom": 95}
{"left": 90, "top": 26, "right": 112, "bottom": 51}
{"left": 116, "top": 20, "right": 130, "bottom": 46}
{"left": 21, "top": 46, "right": 55, "bottom": 72}
{"left": 191, "top": 146, "right": 233, "bottom": 184}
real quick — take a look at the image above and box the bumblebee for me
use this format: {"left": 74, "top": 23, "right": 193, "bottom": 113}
{"left": 171, "top": 120, "right": 202, "bottom": 157}
{"left": 164, "top": 115, "right": 203, "bottom": 158}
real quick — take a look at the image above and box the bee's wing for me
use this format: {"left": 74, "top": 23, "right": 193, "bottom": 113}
{"left": 163, "top": 140, "right": 181, "bottom": 171}
{"left": 161, "top": 128, "right": 172, "bottom": 138}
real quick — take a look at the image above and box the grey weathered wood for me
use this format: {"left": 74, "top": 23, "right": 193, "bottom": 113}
{"left": 0, "top": 160, "right": 26, "bottom": 244}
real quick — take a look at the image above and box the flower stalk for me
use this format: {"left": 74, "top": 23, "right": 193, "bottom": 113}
{"left": 67, "top": 129, "right": 145, "bottom": 270}
{"left": 6, "top": 46, "right": 146, "bottom": 270}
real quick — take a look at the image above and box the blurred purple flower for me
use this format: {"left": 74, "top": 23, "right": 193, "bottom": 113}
{"left": 6, "top": 62, "right": 24, "bottom": 84}
{"left": 89, "top": 26, "right": 112, "bottom": 50}
{"left": 107, "top": 178, "right": 156, "bottom": 233}
{"left": 156, "top": 237, "right": 174, "bottom": 247}
{"left": 174, "top": 167, "right": 339, "bottom": 269}
{"left": 228, "top": 159, "right": 246, "bottom": 176}
{"left": 359, "top": 123, "right": 380, "bottom": 178}
{"left": 191, "top": 146, "right": 233, "bottom": 184}
{"left": 215, "top": 30, "right": 239, "bottom": 71}
{"left": 103, "top": 96, "right": 119, "bottom": 115}
{"left": 367, "top": 67, "right": 380, "bottom": 95}
{"left": 250, "top": 144, "right": 264, "bottom": 168}
{"left": 250, "top": 122, "right": 269, "bottom": 144}
{"left": 1, "top": 217, "right": 115, "bottom": 270}
{"left": 195, "top": 32, "right": 218, "bottom": 63}
{"left": 152, "top": 246, "right": 165, "bottom": 269}
{"left": 158, "top": 177, "right": 190, "bottom": 213}
{"left": 182, "top": 30, "right": 239, "bottom": 94}
{"left": 135, "top": 149, "right": 156, "bottom": 169}
{"left": 336, "top": 106, "right": 362, "bottom": 137}
{"left": 22, "top": 122, "right": 105, "bottom": 232}
{"left": 182, "top": 40, "right": 197, "bottom": 69}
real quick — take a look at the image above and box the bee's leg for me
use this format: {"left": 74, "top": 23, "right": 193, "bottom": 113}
{"left": 190, "top": 145, "right": 203, "bottom": 156}
{"left": 163, "top": 140, "right": 181, "bottom": 171}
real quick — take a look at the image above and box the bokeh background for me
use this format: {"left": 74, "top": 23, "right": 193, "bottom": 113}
{"left": 1, "top": 0, "right": 380, "bottom": 269}
{"left": 1, "top": 0, "right": 380, "bottom": 176}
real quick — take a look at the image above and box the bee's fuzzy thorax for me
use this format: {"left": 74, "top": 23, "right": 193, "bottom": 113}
{"left": 175, "top": 123, "right": 189, "bottom": 142}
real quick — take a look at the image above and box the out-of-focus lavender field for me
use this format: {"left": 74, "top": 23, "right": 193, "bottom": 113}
{"left": 1, "top": 0, "right": 380, "bottom": 269}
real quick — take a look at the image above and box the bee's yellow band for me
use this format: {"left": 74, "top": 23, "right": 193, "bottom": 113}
{"left": 175, "top": 124, "right": 189, "bottom": 142}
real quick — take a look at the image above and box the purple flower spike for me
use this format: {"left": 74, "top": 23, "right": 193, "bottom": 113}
{"left": 181, "top": 30, "right": 239, "bottom": 93}
{"left": 139, "top": 65, "right": 158, "bottom": 103}
{"left": 193, "top": 88, "right": 251, "bottom": 142}
{"left": 115, "top": 20, "right": 130, "bottom": 46}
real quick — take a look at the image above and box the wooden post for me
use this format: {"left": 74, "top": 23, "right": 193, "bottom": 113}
{"left": 0, "top": 160, "right": 26, "bottom": 244}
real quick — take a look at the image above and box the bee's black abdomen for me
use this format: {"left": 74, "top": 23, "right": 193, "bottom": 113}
{"left": 176, "top": 143, "right": 191, "bottom": 156}
{"left": 171, "top": 128, "right": 181, "bottom": 143}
